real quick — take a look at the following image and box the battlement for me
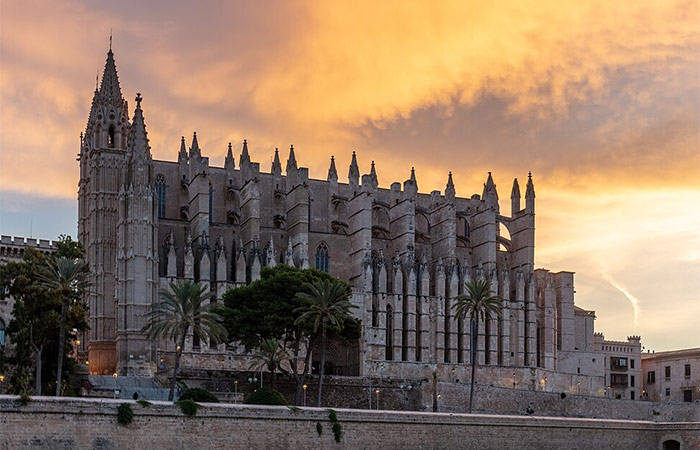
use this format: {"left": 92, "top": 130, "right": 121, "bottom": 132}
{"left": 0, "top": 235, "right": 57, "bottom": 261}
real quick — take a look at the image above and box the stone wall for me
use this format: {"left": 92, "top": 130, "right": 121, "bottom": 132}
{"left": 1, "top": 396, "right": 698, "bottom": 450}
{"left": 174, "top": 370, "right": 699, "bottom": 422}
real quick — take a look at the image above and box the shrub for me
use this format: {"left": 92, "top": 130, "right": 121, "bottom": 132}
{"left": 316, "top": 422, "right": 323, "bottom": 437}
{"left": 179, "top": 387, "right": 219, "bottom": 403}
{"left": 244, "top": 387, "right": 288, "bottom": 406}
{"left": 327, "top": 408, "right": 342, "bottom": 443}
{"left": 17, "top": 392, "right": 31, "bottom": 407}
{"left": 176, "top": 399, "right": 200, "bottom": 417}
{"left": 117, "top": 403, "right": 134, "bottom": 426}
{"left": 136, "top": 399, "right": 152, "bottom": 408}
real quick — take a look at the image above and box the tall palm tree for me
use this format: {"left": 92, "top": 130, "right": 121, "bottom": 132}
{"left": 39, "top": 256, "right": 90, "bottom": 396}
{"left": 142, "top": 281, "right": 227, "bottom": 401}
{"left": 452, "top": 278, "right": 502, "bottom": 413}
{"left": 249, "top": 337, "right": 287, "bottom": 389}
{"left": 294, "top": 279, "right": 356, "bottom": 407}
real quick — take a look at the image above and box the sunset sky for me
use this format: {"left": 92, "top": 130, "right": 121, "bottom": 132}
{"left": 1, "top": 1, "right": 698, "bottom": 351}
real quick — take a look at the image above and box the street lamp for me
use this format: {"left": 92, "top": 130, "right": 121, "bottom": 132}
{"left": 303, "top": 384, "right": 308, "bottom": 407}
{"left": 375, "top": 389, "right": 380, "bottom": 410}
{"left": 234, "top": 381, "right": 238, "bottom": 403}
{"left": 577, "top": 381, "right": 581, "bottom": 395}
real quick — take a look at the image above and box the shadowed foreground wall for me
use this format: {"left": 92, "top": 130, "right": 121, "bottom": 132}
{"left": 0, "top": 396, "right": 698, "bottom": 450}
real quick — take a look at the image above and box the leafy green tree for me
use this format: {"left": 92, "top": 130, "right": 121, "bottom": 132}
{"left": 249, "top": 337, "right": 287, "bottom": 390}
{"left": 452, "top": 278, "right": 502, "bottom": 413}
{"left": 39, "top": 256, "right": 90, "bottom": 396}
{"left": 294, "top": 279, "right": 355, "bottom": 407}
{"left": 142, "top": 281, "right": 227, "bottom": 401}
{"left": 219, "top": 265, "right": 360, "bottom": 405}
{"left": 0, "top": 236, "right": 88, "bottom": 396}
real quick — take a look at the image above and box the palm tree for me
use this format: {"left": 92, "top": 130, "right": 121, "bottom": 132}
{"left": 294, "top": 279, "right": 356, "bottom": 407}
{"left": 39, "top": 256, "right": 90, "bottom": 396}
{"left": 142, "top": 281, "right": 227, "bottom": 401}
{"left": 249, "top": 337, "right": 287, "bottom": 389}
{"left": 452, "top": 278, "right": 502, "bottom": 413}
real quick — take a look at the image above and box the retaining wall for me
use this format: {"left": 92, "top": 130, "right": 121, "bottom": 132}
{"left": 0, "top": 396, "right": 698, "bottom": 450}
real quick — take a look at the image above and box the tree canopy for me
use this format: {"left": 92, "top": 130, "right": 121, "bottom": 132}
{"left": 218, "top": 265, "right": 361, "bottom": 404}
{"left": 0, "top": 235, "right": 89, "bottom": 395}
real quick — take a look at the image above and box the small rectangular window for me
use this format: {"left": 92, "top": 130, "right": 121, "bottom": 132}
{"left": 665, "top": 366, "right": 671, "bottom": 379}
{"left": 685, "top": 364, "right": 691, "bottom": 377}
{"left": 665, "top": 388, "right": 670, "bottom": 397}
{"left": 630, "top": 375, "right": 635, "bottom": 387}
{"left": 630, "top": 359, "right": 635, "bottom": 369}
{"left": 647, "top": 371, "right": 655, "bottom": 383}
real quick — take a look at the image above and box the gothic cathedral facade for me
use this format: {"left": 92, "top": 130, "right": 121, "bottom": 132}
{"left": 79, "top": 48, "right": 627, "bottom": 394}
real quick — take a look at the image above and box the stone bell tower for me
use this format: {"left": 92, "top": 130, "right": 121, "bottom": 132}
{"left": 78, "top": 45, "right": 129, "bottom": 374}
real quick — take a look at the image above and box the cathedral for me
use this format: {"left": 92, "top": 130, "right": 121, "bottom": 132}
{"left": 78, "top": 47, "right": 640, "bottom": 397}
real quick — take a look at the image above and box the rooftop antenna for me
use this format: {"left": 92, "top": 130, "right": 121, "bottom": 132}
{"left": 95, "top": 71, "right": 99, "bottom": 91}
{"left": 109, "top": 29, "right": 113, "bottom": 50}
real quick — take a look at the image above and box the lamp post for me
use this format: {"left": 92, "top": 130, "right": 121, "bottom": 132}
{"left": 303, "top": 384, "right": 308, "bottom": 407}
{"left": 234, "top": 381, "right": 238, "bottom": 403}
{"left": 543, "top": 377, "right": 548, "bottom": 392}
{"left": 577, "top": 381, "right": 581, "bottom": 395}
{"left": 375, "top": 389, "right": 380, "bottom": 410}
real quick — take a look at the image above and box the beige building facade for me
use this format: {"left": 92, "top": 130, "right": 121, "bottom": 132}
{"left": 77, "top": 47, "right": 641, "bottom": 396}
{"left": 642, "top": 348, "right": 700, "bottom": 403}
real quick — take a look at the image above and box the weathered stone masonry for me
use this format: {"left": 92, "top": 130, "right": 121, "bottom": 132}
{"left": 78, "top": 47, "right": 638, "bottom": 398}
{"left": 0, "top": 397, "right": 698, "bottom": 450}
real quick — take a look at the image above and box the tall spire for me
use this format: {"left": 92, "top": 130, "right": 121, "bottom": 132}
{"left": 225, "top": 142, "right": 235, "bottom": 171}
{"left": 445, "top": 171, "right": 455, "bottom": 201}
{"left": 125, "top": 93, "right": 152, "bottom": 185}
{"left": 286, "top": 144, "right": 297, "bottom": 174}
{"left": 327, "top": 155, "right": 338, "bottom": 182}
{"left": 239, "top": 139, "right": 250, "bottom": 167}
{"left": 272, "top": 148, "right": 282, "bottom": 177}
{"left": 98, "top": 45, "right": 124, "bottom": 103}
{"left": 348, "top": 151, "right": 360, "bottom": 186}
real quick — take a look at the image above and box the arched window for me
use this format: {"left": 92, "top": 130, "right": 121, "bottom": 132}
{"left": 385, "top": 305, "right": 394, "bottom": 360}
{"left": 108, "top": 124, "right": 115, "bottom": 148}
{"left": 261, "top": 244, "right": 269, "bottom": 267}
{"left": 209, "top": 184, "right": 213, "bottom": 225}
{"left": 155, "top": 175, "right": 166, "bottom": 219}
{"left": 315, "top": 242, "right": 329, "bottom": 272}
{"left": 0, "top": 318, "right": 5, "bottom": 347}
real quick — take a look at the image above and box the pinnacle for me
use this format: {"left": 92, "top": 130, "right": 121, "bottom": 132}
{"left": 511, "top": 178, "right": 521, "bottom": 198}
{"left": 348, "top": 151, "right": 360, "bottom": 183}
{"left": 526, "top": 172, "right": 536, "bottom": 198}
{"left": 286, "top": 144, "right": 297, "bottom": 173}
{"left": 328, "top": 155, "right": 338, "bottom": 181}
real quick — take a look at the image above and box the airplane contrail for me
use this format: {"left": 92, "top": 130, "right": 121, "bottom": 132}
{"left": 600, "top": 262, "right": 641, "bottom": 328}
